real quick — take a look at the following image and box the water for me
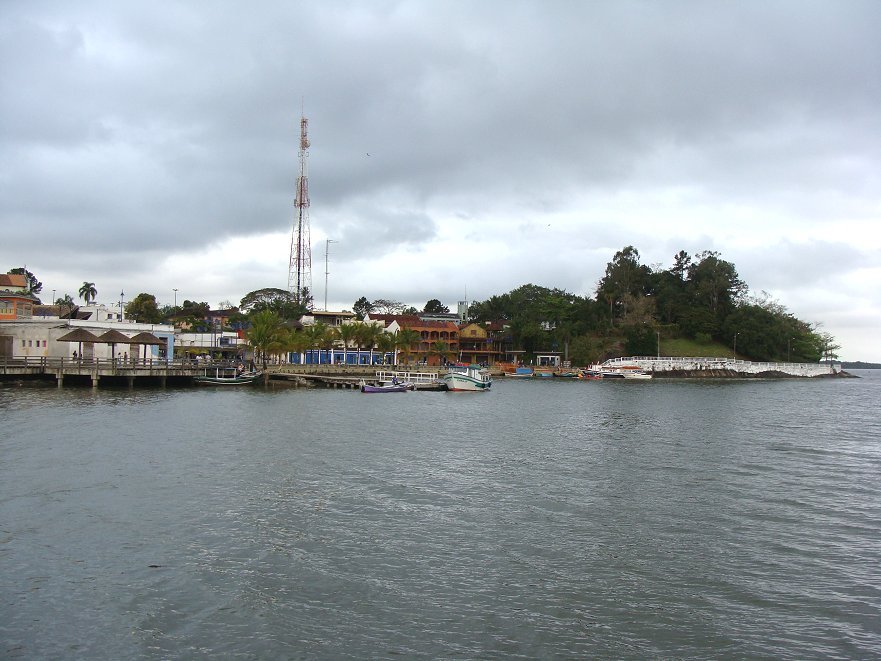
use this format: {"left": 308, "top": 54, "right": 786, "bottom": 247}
{"left": 2, "top": 372, "right": 880, "bottom": 659}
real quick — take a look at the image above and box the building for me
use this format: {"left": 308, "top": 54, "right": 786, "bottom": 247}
{"left": 0, "top": 274, "right": 40, "bottom": 321}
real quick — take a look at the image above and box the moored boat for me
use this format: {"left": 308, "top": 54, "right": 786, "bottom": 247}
{"left": 442, "top": 364, "right": 492, "bottom": 391}
{"left": 195, "top": 369, "right": 261, "bottom": 385}
{"left": 360, "top": 383, "right": 410, "bottom": 393}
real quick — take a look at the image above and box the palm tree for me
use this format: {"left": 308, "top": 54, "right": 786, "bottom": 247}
{"left": 285, "top": 329, "right": 311, "bottom": 365}
{"left": 246, "top": 310, "right": 285, "bottom": 370}
{"left": 430, "top": 340, "right": 452, "bottom": 366}
{"left": 78, "top": 282, "right": 97, "bottom": 305}
{"left": 395, "top": 327, "right": 421, "bottom": 366}
{"left": 336, "top": 323, "right": 359, "bottom": 365}
{"left": 375, "top": 332, "right": 397, "bottom": 366}
{"left": 354, "top": 323, "right": 383, "bottom": 365}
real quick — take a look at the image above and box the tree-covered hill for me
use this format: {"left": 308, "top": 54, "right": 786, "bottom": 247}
{"left": 467, "top": 247, "right": 839, "bottom": 365}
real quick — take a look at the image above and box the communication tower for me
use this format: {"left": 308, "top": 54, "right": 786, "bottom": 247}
{"left": 288, "top": 115, "right": 312, "bottom": 307}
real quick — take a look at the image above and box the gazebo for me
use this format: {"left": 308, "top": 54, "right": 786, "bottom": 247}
{"left": 97, "top": 329, "right": 132, "bottom": 360}
{"left": 129, "top": 332, "right": 167, "bottom": 362}
{"left": 56, "top": 328, "right": 101, "bottom": 360}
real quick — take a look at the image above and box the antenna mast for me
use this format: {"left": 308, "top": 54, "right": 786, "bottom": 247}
{"left": 288, "top": 114, "right": 312, "bottom": 308}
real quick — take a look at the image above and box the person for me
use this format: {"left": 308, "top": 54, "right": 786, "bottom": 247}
{"left": 72, "top": 350, "right": 77, "bottom": 359}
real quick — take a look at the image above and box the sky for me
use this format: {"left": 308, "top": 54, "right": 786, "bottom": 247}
{"left": 2, "top": 1, "right": 879, "bottom": 361}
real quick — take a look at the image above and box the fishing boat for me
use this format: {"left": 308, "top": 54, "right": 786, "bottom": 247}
{"left": 360, "top": 376, "right": 412, "bottom": 393}
{"left": 442, "top": 364, "right": 492, "bottom": 391}
{"left": 194, "top": 368, "right": 261, "bottom": 385}
{"left": 360, "top": 382, "right": 410, "bottom": 393}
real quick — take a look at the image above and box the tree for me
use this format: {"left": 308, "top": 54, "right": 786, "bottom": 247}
{"left": 9, "top": 268, "right": 42, "bottom": 294}
{"left": 430, "top": 340, "right": 452, "bottom": 364}
{"left": 240, "top": 288, "right": 306, "bottom": 320}
{"left": 596, "top": 246, "right": 651, "bottom": 324}
{"left": 353, "top": 296, "right": 373, "bottom": 320}
{"left": 354, "top": 323, "right": 383, "bottom": 364}
{"left": 246, "top": 310, "right": 286, "bottom": 370}
{"left": 78, "top": 282, "right": 97, "bottom": 304}
{"left": 372, "top": 298, "right": 405, "bottom": 315}
{"left": 395, "top": 328, "right": 420, "bottom": 365}
{"left": 423, "top": 299, "right": 449, "bottom": 314}
{"left": 125, "top": 293, "right": 163, "bottom": 323}
{"left": 337, "top": 323, "right": 359, "bottom": 363}
{"left": 687, "top": 251, "right": 746, "bottom": 317}
{"left": 55, "top": 294, "right": 76, "bottom": 318}
{"left": 375, "top": 331, "right": 397, "bottom": 365}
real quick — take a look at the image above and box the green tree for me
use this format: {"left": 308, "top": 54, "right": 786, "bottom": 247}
{"left": 375, "top": 331, "right": 397, "bottom": 365}
{"left": 596, "top": 246, "right": 651, "bottom": 324}
{"left": 125, "top": 293, "right": 163, "bottom": 323}
{"left": 423, "top": 299, "right": 449, "bottom": 314}
{"left": 687, "top": 251, "right": 746, "bottom": 317}
{"left": 240, "top": 288, "right": 306, "bottom": 320}
{"left": 353, "top": 296, "right": 373, "bottom": 320}
{"left": 8, "top": 268, "right": 42, "bottom": 294}
{"left": 337, "top": 323, "right": 359, "bottom": 363}
{"left": 78, "top": 282, "right": 97, "bottom": 304}
{"left": 246, "top": 310, "right": 286, "bottom": 370}
{"left": 354, "top": 323, "right": 383, "bottom": 364}
{"left": 395, "top": 328, "right": 420, "bottom": 365}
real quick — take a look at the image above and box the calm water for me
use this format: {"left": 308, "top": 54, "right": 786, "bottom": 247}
{"left": 2, "top": 372, "right": 880, "bottom": 659}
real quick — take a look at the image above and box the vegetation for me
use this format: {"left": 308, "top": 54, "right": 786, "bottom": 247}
{"left": 125, "top": 293, "right": 163, "bottom": 323}
{"left": 468, "top": 247, "right": 833, "bottom": 364}
{"left": 8, "top": 268, "right": 42, "bottom": 295}
{"left": 78, "top": 281, "right": 97, "bottom": 304}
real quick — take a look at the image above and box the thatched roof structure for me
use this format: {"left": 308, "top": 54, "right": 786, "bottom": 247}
{"left": 97, "top": 329, "right": 132, "bottom": 344}
{"left": 129, "top": 332, "right": 166, "bottom": 345}
{"left": 57, "top": 328, "right": 101, "bottom": 343}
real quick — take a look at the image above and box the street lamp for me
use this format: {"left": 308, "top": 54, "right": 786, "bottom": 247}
{"left": 173, "top": 288, "right": 178, "bottom": 308}
{"left": 656, "top": 331, "right": 660, "bottom": 359}
{"left": 788, "top": 337, "right": 795, "bottom": 362}
{"left": 119, "top": 290, "right": 124, "bottom": 321}
{"left": 733, "top": 332, "right": 739, "bottom": 358}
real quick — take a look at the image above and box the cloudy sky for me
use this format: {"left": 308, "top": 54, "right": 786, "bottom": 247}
{"left": 2, "top": 1, "right": 879, "bottom": 360}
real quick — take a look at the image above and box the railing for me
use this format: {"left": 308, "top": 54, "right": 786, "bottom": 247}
{"left": 375, "top": 370, "right": 441, "bottom": 384}
{"left": 0, "top": 356, "right": 240, "bottom": 373}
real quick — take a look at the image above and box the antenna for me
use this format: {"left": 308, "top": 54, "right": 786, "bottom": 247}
{"left": 324, "top": 238, "right": 336, "bottom": 311}
{"left": 288, "top": 113, "right": 312, "bottom": 308}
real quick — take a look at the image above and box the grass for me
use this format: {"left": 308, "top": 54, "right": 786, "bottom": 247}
{"left": 660, "top": 337, "right": 737, "bottom": 358}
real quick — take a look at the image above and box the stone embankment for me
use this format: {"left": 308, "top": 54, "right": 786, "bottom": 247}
{"left": 601, "top": 356, "right": 847, "bottom": 378}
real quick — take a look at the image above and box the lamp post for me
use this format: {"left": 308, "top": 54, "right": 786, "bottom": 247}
{"left": 173, "top": 288, "right": 178, "bottom": 308}
{"left": 119, "top": 290, "right": 124, "bottom": 322}
{"left": 733, "top": 332, "right": 739, "bottom": 358}
{"left": 788, "top": 337, "right": 795, "bottom": 362}
{"left": 324, "top": 239, "right": 336, "bottom": 311}
{"left": 656, "top": 331, "right": 660, "bottom": 359}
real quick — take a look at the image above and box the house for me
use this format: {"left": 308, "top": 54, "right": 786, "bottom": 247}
{"left": 0, "top": 274, "right": 40, "bottom": 321}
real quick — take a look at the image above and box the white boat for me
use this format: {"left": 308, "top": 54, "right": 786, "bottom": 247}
{"left": 442, "top": 364, "right": 492, "bottom": 391}
{"left": 621, "top": 370, "right": 652, "bottom": 379}
{"left": 194, "top": 368, "right": 261, "bottom": 385}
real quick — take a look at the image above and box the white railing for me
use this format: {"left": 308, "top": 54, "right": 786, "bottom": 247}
{"left": 600, "top": 356, "right": 839, "bottom": 377}
{"left": 375, "top": 370, "right": 441, "bottom": 384}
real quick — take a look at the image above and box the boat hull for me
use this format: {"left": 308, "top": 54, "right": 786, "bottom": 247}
{"left": 442, "top": 366, "right": 492, "bottom": 391}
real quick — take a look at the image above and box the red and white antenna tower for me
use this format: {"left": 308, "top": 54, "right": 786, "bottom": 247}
{"left": 288, "top": 114, "right": 312, "bottom": 307}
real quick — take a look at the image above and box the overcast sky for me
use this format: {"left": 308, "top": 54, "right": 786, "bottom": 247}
{"left": 2, "top": 1, "right": 879, "bottom": 360}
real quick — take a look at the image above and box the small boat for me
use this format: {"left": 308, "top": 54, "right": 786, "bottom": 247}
{"left": 360, "top": 382, "right": 410, "bottom": 393}
{"left": 442, "top": 364, "right": 492, "bottom": 391}
{"left": 360, "top": 377, "right": 412, "bottom": 393}
{"left": 195, "top": 369, "right": 261, "bottom": 385}
{"left": 622, "top": 370, "right": 652, "bottom": 380}
{"left": 507, "top": 367, "right": 534, "bottom": 378}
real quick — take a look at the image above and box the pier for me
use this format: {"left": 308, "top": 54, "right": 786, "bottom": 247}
{"left": 601, "top": 356, "right": 842, "bottom": 377}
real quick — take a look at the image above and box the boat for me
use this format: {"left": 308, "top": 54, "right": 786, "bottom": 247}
{"left": 621, "top": 370, "right": 652, "bottom": 380}
{"left": 442, "top": 364, "right": 492, "bottom": 391}
{"left": 194, "top": 368, "right": 261, "bottom": 385}
{"left": 360, "top": 376, "right": 413, "bottom": 393}
{"left": 507, "top": 367, "right": 534, "bottom": 378}
{"left": 360, "top": 383, "right": 410, "bottom": 393}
